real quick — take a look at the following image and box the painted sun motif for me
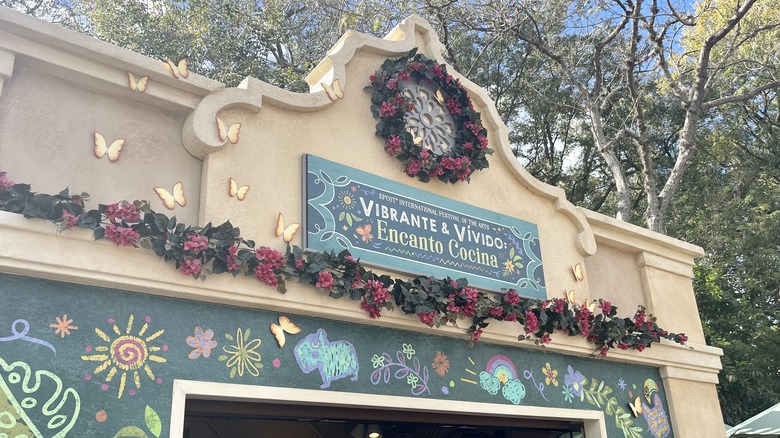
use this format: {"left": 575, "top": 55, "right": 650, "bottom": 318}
{"left": 50, "top": 314, "right": 78, "bottom": 338}
{"left": 338, "top": 190, "right": 356, "bottom": 210}
{"left": 82, "top": 314, "right": 166, "bottom": 399}
{"left": 432, "top": 351, "right": 450, "bottom": 377}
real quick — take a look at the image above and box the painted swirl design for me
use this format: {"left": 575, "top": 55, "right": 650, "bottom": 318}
{"left": 111, "top": 336, "right": 148, "bottom": 370}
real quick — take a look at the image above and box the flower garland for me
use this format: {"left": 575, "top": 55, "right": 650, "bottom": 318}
{"left": 0, "top": 172, "right": 689, "bottom": 355}
{"left": 368, "top": 49, "right": 493, "bottom": 183}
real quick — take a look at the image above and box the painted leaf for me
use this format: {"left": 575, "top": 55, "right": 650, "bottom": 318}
{"left": 413, "top": 357, "right": 420, "bottom": 374}
{"left": 394, "top": 368, "right": 410, "bottom": 379}
{"left": 383, "top": 367, "right": 390, "bottom": 383}
{"left": 396, "top": 351, "right": 406, "bottom": 364}
{"left": 370, "top": 368, "right": 382, "bottom": 385}
{"left": 339, "top": 212, "right": 345, "bottom": 221}
{"left": 145, "top": 405, "right": 162, "bottom": 438}
{"left": 346, "top": 214, "right": 353, "bottom": 226}
{"left": 113, "top": 426, "right": 149, "bottom": 438}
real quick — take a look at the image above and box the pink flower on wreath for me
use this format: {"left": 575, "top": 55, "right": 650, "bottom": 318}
{"left": 463, "top": 121, "right": 483, "bottom": 136}
{"left": 446, "top": 98, "right": 462, "bottom": 115}
{"left": 504, "top": 312, "right": 518, "bottom": 322}
{"left": 429, "top": 64, "right": 444, "bottom": 78}
{"left": 398, "top": 70, "right": 410, "bottom": 81}
{"left": 104, "top": 202, "right": 140, "bottom": 224}
{"left": 184, "top": 233, "right": 209, "bottom": 252}
{"left": 385, "top": 135, "right": 402, "bottom": 155}
{"left": 599, "top": 346, "right": 609, "bottom": 357}
{"left": 634, "top": 343, "right": 646, "bottom": 352}
{"left": 411, "top": 61, "right": 424, "bottom": 71}
{"left": 504, "top": 290, "right": 520, "bottom": 305}
{"left": 418, "top": 311, "right": 436, "bottom": 327}
{"left": 294, "top": 258, "right": 305, "bottom": 270}
{"left": 463, "top": 141, "right": 474, "bottom": 150}
{"left": 386, "top": 78, "right": 398, "bottom": 89}
{"left": 634, "top": 310, "right": 646, "bottom": 327}
{"left": 344, "top": 255, "right": 357, "bottom": 264}
{"left": 446, "top": 294, "right": 459, "bottom": 313}
{"left": 540, "top": 333, "right": 552, "bottom": 344}
{"left": 316, "top": 271, "right": 334, "bottom": 289}
{"left": 60, "top": 210, "right": 79, "bottom": 229}
{"left": 0, "top": 171, "right": 15, "bottom": 190}
{"left": 551, "top": 298, "right": 565, "bottom": 313}
{"left": 380, "top": 101, "right": 397, "bottom": 117}
{"left": 598, "top": 299, "right": 612, "bottom": 315}
{"left": 104, "top": 224, "right": 140, "bottom": 247}
{"left": 471, "top": 328, "right": 484, "bottom": 342}
{"left": 351, "top": 272, "right": 364, "bottom": 290}
{"left": 478, "top": 135, "right": 489, "bottom": 149}
{"left": 178, "top": 258, "right": 202, "bottom": 277}
{"left": 405, "top": 160, "right": 422, "bottom": 176}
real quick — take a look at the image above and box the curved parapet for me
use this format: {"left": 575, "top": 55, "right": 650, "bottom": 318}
{"left": 182, "top": 15, "right": 596, "bottom": 258}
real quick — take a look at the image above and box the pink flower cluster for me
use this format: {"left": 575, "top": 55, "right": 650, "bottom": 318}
{"left": 184, "top": 233, "right": 209, "bottom": 252}
{"left": 104, "top": 223, "right": 140, "bottom": 247}
{"left": 445, "top": 98, "right": 462, "bottom": 115}
{"left": 361, "top": 297, "right": 382, "bottom": 318}
{"left": 226, "top": 245, "right": 240, "bottom": 272}
{"left": 253, "top": 247, "right": 285, "bottom": 287}
{"left": 504, "top": 290, "right": 521, "bottom": 305}
{"left": 525, "top": 310, "right": 539, "bottom": 333}
{"left": 178, "top": 258, "right": 202, "bottom": 276}
{"left": 60, "top": 211, "right": 79, "bottom": 230}
{"left": 380, "top": 101, "right": 397, "bottom": 117}
{"left": 385, "top": 135, "right": 402, "bottom": 156}
{"left": 418, "top": 311, "right": 437, "bottom": 327}
{"left": 316, "top": 271, "right": 334, "bottom": 289}
{"left": 0, "top": 171, "right": 15, "bottom": 190}
{"left": 104, "top": 202, "right": 140, "bottom": 224}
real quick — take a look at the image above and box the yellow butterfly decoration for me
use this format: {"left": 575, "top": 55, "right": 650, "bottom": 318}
{"left": 269, "top": 315, "right": 301, "bottom": 348}
{"left": 565, "top": 290, "right": 577, "bottom": 305}
{"left": 321, "top": 79, "right": 344, "bottom": 101}
{"left": 163, "top": 59, "right": 189, "bottom": 79}
{"left": 216, "top": 116, "right": 241, "bottom": 144}
{"left": 154, "top": 181, "right": 186, "bottom": 210}
{"left": 628, "top": 396, "right": 643, "bottom": 417}
{"left": 127, "top": 72, "right": 149, "bottom": 93}
{"left": 93, "top": 131, "right": 125, "bottom": 162}
{"left": 275, "top": 213, "right": 300, "bottom": 243}
{"left": 407, "top": 128, "right": 423, "bottom": 146}
{"left": 572, "top": 263, "right": 585, "bottom": 281}
{"left": 228, "top": 177, "right": 249, "bottom": 201}
{"left": 435, "top": 88, "right": 446, "bottom": 104}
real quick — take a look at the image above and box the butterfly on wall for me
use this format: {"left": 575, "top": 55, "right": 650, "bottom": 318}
{"left": 93, "top": 131, "right": 125, "bottom": 162}
{"left": 216, "top": 116, "right": 241, "bottom": 144}
{"left": 629, "top": 396, "right": 643, "bottom": 417}
{"left": 572, "top": 263, "right": 585, "bottom": 281}
{"left": 228, "top": 177, "right": 249, "bottom": 201}
{"left": 435, "top": 88, "right": 446, "bottom": 104}
{"left": 154, "top": 181, "right": 186, "bottom": 210}
{"left": 163, "top": 59, "right": 189, "bottom": 79}
{"left": 127, "top": 72, "right": 149, "bottom": 93}
{"left": 565, "top": 290, "right": 577, "bottom": 304}
{"left": 275, "top": 213, "right": 300, "bottom": 243}
{"left": 269, "top": 315, "right": 301, "bottom": 348}
{"left": 407, "top": 128, "right": 423, "bottom": 146}
{"left": 321, "top": 79, "right": 344, "bottom": 101}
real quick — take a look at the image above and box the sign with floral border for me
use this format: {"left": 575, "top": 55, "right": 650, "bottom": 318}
{"left": 304, "top": 155, "right": 546, "bottom": 298}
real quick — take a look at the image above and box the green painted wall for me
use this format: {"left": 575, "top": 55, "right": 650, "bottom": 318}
{"left": 0, "top": 273, "right": 673, "bottom": 437}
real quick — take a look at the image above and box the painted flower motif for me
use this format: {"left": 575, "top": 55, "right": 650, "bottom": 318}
{"left": 402, "top": 343, "right": 415, "bottom": 359}
{"left": 502, "top": 259, "right": 515, "bottom": 276}
{"left": 186, "top": 327, "right": 217, "bottom": 359}
{"left": 338, "top": 190, "right": 356, "bottom": 210}
{"left": 562, "top": 384, "right": 574, "bottom": 403}
{"left": 432, "top": 351, "right": 450, "bottom": 377}
{"left": 618, "top": 378, "right": 627, "bottom": 391}
{"left": 50, "top": 314, "right": 78, "bottom": 338}
{"left": 356, "top": 224, "right": 373, "bottom": 243}
{"left": 81, "top": 314, "right": 166, "bottom": 399}
{"left": 371, "top": 354, "right": 385, "bottom": 369}
{"left": 406, "top": 373, "right": 419, "bottom": 387}
{"left": 564, "top": 365, "right": 587, "bottom": 396}
{"left": 218, "top": 328, "right": 262, "bottom": 378}
{"left": 542, "top": 362, "right": 559, "bottom": 387}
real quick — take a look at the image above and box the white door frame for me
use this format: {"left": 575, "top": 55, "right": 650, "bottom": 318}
{"left": 169, "top": 379, "right": 608, "bottom": 438}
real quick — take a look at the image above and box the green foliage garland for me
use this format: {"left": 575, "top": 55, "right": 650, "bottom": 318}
{"left": 368, "top": 49, "right": 494, "bottom": 183}
{"left": 0, "top": 172, "right": 688, "bottom": 355}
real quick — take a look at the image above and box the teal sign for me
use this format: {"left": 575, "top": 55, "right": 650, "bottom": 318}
{"left": 304, "top": 155, "right": 546, "bottom": 298}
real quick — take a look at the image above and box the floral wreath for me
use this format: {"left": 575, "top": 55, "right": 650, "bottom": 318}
{"left": 368, "top": 49, "right": 493, "bottom": 184}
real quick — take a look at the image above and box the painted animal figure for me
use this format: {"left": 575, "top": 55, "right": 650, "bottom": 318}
{"left": 294, "top": 329, "right": 359, "bottom": 389}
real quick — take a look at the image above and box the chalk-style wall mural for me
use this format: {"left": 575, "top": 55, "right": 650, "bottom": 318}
{"left": 0, "top": 273, "right": 674, "bottom": 437}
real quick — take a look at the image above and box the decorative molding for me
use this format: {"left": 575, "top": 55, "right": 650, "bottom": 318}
{"left": 0, "top": 211, "right": 723, "bottom": 383}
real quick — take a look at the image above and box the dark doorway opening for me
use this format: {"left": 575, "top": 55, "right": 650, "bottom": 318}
{"left": 184, "top": 399, "right": 584, "bottom": 438}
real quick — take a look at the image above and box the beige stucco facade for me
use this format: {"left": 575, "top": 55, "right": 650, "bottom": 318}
{"left": 0, "top": 7, "right": 723, "bottom": 437}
